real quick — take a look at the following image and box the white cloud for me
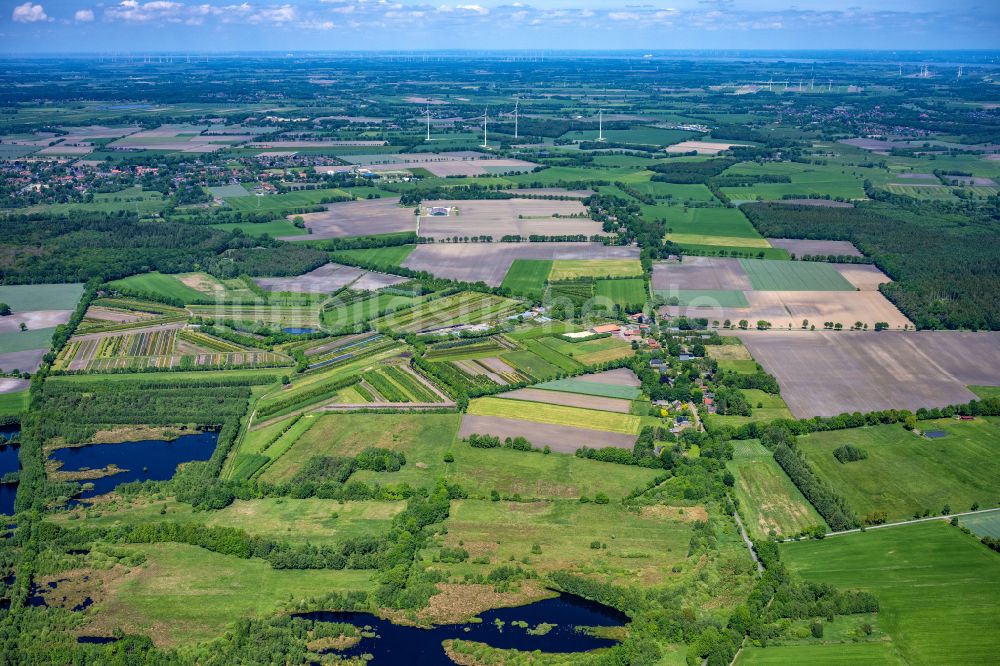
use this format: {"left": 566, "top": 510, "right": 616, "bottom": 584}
{"left": 456, "top": 4, "right": 487, "bottom": 14}
{"left": 74, "top": 8, "right": 95, "bottom": 21}
{"left": 12, "top": 2, "right": 50, "bottom": 22}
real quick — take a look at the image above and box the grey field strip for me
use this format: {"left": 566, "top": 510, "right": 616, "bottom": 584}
{"left": 458, "top": 415, "right": 637, "bottom": 453}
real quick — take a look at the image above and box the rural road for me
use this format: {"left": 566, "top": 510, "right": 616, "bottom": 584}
{"left": 731, "top": 503, "right": 765, "bottom": 573}
{"left": 782, "top": 506, "right": 1000, "bottom": 542}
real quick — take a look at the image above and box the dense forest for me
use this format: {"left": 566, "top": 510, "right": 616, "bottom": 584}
{"left": 743, "top": 201, "right": 1000, "bottom": 330}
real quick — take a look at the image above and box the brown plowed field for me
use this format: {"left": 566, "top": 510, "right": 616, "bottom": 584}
{"left": 738, "top": 330, "right": 1000, "bottom": 418}
{"left": 458, "top": 415, "right": 636, "bottom": 453}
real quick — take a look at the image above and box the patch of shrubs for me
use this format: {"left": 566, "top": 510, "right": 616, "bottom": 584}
{"left": 832, "top": 444, "right": 868, "bottom": 463}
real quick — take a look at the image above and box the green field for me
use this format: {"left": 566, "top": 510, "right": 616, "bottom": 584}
{"left": 442, "top": 499, "right": 693, "bottom": 585}
{"left": 535, "top": 335, "right": 634, "bottom": 366}
{"left": 0, "top": 327, "right": 58, "bottom": 354}
{"left": 467, "top": 396, "right": 640, "bottom": 434}
{"left": 727, "top": 440, "right": 824, "bottom": 539}
{"left": 560, "top": 126, "right": 694, "bottom": 146}
{"left": 321, "top": 292, "right": 419, "bottom": 329}
{"left": 708, "top": 390, "right": 793, "bottom": 427}
{"left": 796, "top": 417, "right": 1000, "bottom": 522}
{"left": 208, "top": 184, "right": 251, "bottom": 198}
{"left": 0, "top": 283, "right": 84, "bottom": 311}
{"left": 259, "top": 412, "right": 656, "bottom": 499}
{"left": 0, "top": 389, "right": 28, "bottom": 417}
{"left": 658, "top": 206, "right": 769, "bottom": 246}
{"left": 656, "top": 289, "right": 750, "bottom": 307}
{"left": 500, "top": 259, "right": 552, "bottom": 298}
{"left": 54, "top": 496, "right": 403, "bottom": 547}
{"left": 595, "top": 278, "right": 648, "bottom": 310}
{"left": 959, "top": 510, "right": 1000, "bottom": 538}
{"left": 534, "top": 377, "right": 641, "bottom": 400}
{"left": 88, "top": 542, "right": 371, "bottom": 646}
{"left": 737, "top": 642, "right": 905, "bottom": 666}
{"left": 549, "top": 259, "right": 643, "bottom": 280}
{"left": 224, "top": 188, "right": 352, "bottom": 213}
{"left": 738, "top": 259, "right": 855, "bottom": 291}
{"left": 331, "top": 244, "right": 415, "bottom": 268}
{"left": 970, "top": 385, "right": 1000, "bottom": 400}
{"left": 782, "top": 522, "right": 1000, "bottom": 665}
{"left": 108, "top": 272, "right": 212, "bottom": 303}
{"left": 720, "top": 162, "right": 867, "bottom": 201}
{"left": 209, "top": 219, "right": 306, "bottom": 237}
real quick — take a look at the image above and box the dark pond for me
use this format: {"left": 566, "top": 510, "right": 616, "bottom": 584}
{"left": 296, "top": 593, "right": 628, "bottom": 664}
{"left": 0, "top": 424, "right": 19, "bottom": 442}
{"left": 0, "top": 484, "right": 16, "bottom": 517}
{"left": 282, "top": 327, "right": 316, "bottom": 335}
{"left": 78, "top": 636, "right": 119, "bottom": 644}
{"left": 49, "top": 431, "right": 219, "bottom": 500}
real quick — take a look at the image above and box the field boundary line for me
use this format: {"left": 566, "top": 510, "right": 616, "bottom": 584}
{"left": 782, "top": 506, "right": 1000, "bottom": 542}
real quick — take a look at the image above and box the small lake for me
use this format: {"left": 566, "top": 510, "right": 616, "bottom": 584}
{"left": 0, "top": 484, "right": 16, "bottom": 517}
{"left": 49, "top": 431, "right": 219, "bottom": 499}
{"left": 295, "top": 593, "right": 628, "bottom": 663}
{"left": 282, "top": 327, "right": 316, "bottom": 335}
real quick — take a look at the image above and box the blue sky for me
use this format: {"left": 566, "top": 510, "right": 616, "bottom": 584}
{"left": 1, "top": 1, "right": 998, "bottom": 53}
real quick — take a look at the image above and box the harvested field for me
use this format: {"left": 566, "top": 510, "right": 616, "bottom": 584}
{"left": 0, "top": 349, "right": 48, "bottom": 373}
{"left": 253, "top": 263, "right": 405, "bottom": 293}
{"left": 665, "top": 140, "right": 747, "bottom": 155}
{"left": 502, "top": 388, "right": 633, "bottom": 413}
{"left": 738, "top": 331, "right": 1000, "bottom": 418}
{"left": 651, "top": 257, "right": 752, "bottom": 292}
{"left": 254, "top": 263, "right": 365, "bottom": 293}
{"left": 282, "top": 198, "right": 415, "bottom": 240}
{"left": 458, "top": 415, "right": 637, "bottom": 454}
{"left": 417, "top": 199, "right": 602, "bottom": 240}
{"left": 0, "top": 310, "right": 72, "bottom": 333}
{"left": 661, "top": 290, "right": 911, "bottom": 330}
{"left": 402, "top": 243, "right": 639, "bottom": 286}
{"left": 766, "top": 238, "right": 861, "bottom": 257}
{"left": 833, "top": 264, "right": 892, "bottom": 291}
{"left": 574, "top": 368, "right": 641, "bottom": 387}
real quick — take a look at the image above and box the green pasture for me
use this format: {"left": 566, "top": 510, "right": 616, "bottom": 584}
{"left": 727, "top": 439, "right": 824, "bottom": 539}
{"left": 707, "top": 390, "right": 793, "bottom": 428}
{"left": 0, "top": 389, "right": 28, "bottom": 417}
{"left": 331, "top": 244, "right": 415, "bottom": 268}
{"left": 0, "top": 283, "right": 84, "bottom": 312}
{"left": 782, "top": 521, "right": 1000, "bottom": 665}
{"left": 594, "top": 278, "right": 648, "bottom": 310}
{"left": 720, "top": 161, "right": 867, "bottom": 201}
{"left": 209, "top": 219, "right": 306, "bottom": 237}
{"left": 0, "top": 327, "right": 58, "bottom": 354}
{"left": 534, "top": 377, "right": 641, "bottom": 400}
{"left": 501, "top": 259, "right": 552, "bottom": 298}
{"left": 796, "top": 417, "right": 1000, "bottom": 522}
{"left": 224, "top": 188, "right": 352, "bottom": 213}
{"left": 959, "top": 511, "right": 1000, "bottom": 538}
{"left": 736, "top": 642, "right": 905, "bottom": 665}
{"left": 656, "top": 289, "right": 750, "bottom": 307}
{"left": 739, "top": 259, "right": 855, "bottom": 291}
{"left": 108, "top": 272, "right": 211, "bottom": 303}
{"left": 94, "top": 542, "right": 372, "bottom": 646}
{"left": 467, "top": 397, "right": 640, "bottom": 434}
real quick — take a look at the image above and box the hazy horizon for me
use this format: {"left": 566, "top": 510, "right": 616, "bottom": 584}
{"left": 3, "top": 1, "right": 998, "bottom": 54}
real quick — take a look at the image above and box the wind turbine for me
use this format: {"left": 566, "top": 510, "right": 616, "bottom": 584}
{"left": 425, "top": 104, "right": 432, "bottom": 141}
{"left": 513, "top": 97, "right": 520, "bottom": 140}
{"left": 597, "top": 108, "right": 605, "bottom": 142}
{"left": 482, "top": 106, "right": 489, "bottom": 148}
